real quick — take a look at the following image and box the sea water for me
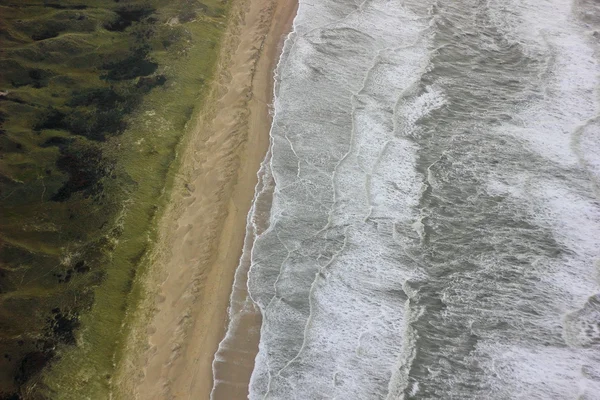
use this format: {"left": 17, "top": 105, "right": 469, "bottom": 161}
{"left": 218, "top": 0, "right": 600, "bottom": 398}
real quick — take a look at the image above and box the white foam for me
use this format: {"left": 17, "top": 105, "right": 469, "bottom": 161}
{"left": 475, "top": 342, "right": 600, "bottom": 399}
{"left": 240, "top": 0, "right": 600, "bottom": 398}
{"left": 246, "top": 0, "right": 435, "bottom": 398}
{"left": 488, "top": 0, "right": 599, "bottom": 167}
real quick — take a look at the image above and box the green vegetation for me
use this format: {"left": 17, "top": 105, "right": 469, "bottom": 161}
{"left": 0, "top": 0, "right": 228, "bottom": 398}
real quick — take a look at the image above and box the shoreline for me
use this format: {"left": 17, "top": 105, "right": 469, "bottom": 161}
{"left": 115, "top": 0, "right": 298, "bottom": 398}
{"left": 210, "top": 2, "right": 297, "bottom": 395}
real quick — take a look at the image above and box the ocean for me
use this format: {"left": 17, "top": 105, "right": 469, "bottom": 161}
{"left": 215, "top": 0, "right": 600, "bottom": 398}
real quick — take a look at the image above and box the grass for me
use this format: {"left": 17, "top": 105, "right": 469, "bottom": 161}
{"left": 0, "top": 0, "right": 230, "bottom": 398}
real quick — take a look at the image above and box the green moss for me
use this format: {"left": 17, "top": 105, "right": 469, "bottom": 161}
{"left": 0, "top": 0, "right": 230, "bottom": 398}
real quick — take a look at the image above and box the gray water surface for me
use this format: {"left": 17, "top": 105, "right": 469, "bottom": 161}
{"left": 242, "top": 0, "right": 600, "bottom": 398}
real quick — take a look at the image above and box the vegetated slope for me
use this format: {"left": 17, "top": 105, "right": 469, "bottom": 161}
{"left": 0, "top": 0, "right": 227, "bottom": 398}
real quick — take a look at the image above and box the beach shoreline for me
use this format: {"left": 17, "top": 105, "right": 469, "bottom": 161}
{"left": 114, "top": 0, "right": 297, "bottom": 398}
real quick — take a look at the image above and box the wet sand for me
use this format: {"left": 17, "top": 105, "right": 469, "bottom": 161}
{"left": 114, "top": 0, "right": 297, "bottom": 398}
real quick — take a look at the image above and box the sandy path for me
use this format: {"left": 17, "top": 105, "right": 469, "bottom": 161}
{"left": 115, "top": 0, "right": 297, "bottom": 398}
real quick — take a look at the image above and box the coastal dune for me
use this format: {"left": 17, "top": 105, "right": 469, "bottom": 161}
{"left": 115, "top": 0, "right": 297, "bottom": 398}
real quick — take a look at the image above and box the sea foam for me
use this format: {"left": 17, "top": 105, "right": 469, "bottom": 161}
{"left": 217, "top": 0, "right": 600, "bottom": 398}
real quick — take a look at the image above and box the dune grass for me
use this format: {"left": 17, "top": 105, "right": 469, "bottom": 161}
{"left": 0, "top": 0, "right": 229, "bottom": 398}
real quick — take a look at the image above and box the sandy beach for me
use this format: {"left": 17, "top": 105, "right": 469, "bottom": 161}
{"left": 114, "top": 0, "right": 297, "bottom": 398}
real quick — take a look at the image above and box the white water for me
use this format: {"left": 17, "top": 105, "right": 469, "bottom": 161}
{"left": 214, "top": 0, "right": 600, "bottom": 398}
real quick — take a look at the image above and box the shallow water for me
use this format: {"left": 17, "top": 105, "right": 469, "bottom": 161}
{"left": 220, "top": 0, "right": 600, "bottom": 398}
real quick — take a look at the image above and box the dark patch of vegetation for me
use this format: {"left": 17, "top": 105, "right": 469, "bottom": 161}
{"left": 48, "top": 311, "right": 79, "bottom": 345}
{"left": 0, "top": 60, "right": 54, "bottom": 88}
{"left": 68, "top": 87, "right": 125, "bottom": 108}
{"left": 33, "top": 108, "right": 67, "bottom": 131}
{"left": 178, "top": 0, "right": 201, "bottom": 22}
{"left": 74, "top": 260, "right": 90, "bottom": 273}
{"left": 103, "top": 5, "right": 155, "bottom": 32}
{"left": 17, "top": 10, "right": 100, "bottom": 44}
{"left": 34, "top": 86, "right": 148, "bottom": 141}
{"left": 53, "top": 268, "right": 75, "bottom": 283}
{"left": 136, "top": 74, "right": 166, "bottom": 91}
{"left": 0, "top": 393, "right": 21, "bottom": 400}
{"left": 0, "top": 111, "right": 6, "bottom": 135}
{"left": 160, "top": 25, "right": 191, "bottom": 49}
{"left": 27, "top": 69, "right": 53, "bottom": 88}
{"left": 51, "top": 142, "right": 111, "bottom": 201}
{"left": 15, "top": 350, "right": 54, "bottom": 386}
{"left": 64, "top": 108, "right": 127, "bottom": 140}
{"left": 40, "top": 136, "right": 74, "bottom": 148}
{"left": 66, "top": 87, "right": 142, "bottom": 139}
{"left": 44, "top": 4, "right": 88, "bottom": 10}
{"left": 31, "top": 29, "right": 59, "bottom": 41}
{"left": 0, "top": 94, "right": 27, "bottom": 105}
{"left": 0, "top": 136, "right": 24, "bottom": 153}
{"left": 101, "top": 46, "right": 158, "bottom": 81}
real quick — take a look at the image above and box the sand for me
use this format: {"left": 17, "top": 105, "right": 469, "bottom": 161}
{"left": 114, "top": 0, "right": 297, "bottom": 398}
